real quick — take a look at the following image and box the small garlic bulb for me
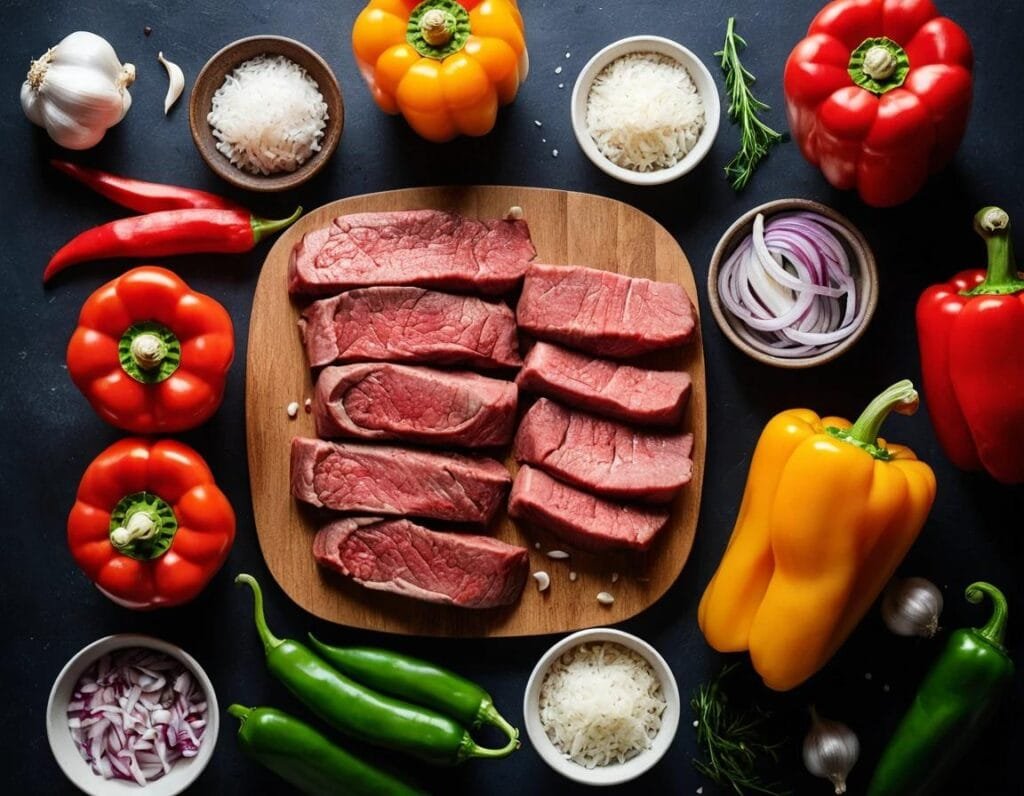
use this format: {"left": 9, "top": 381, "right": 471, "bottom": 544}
{"left": 803, "top": 708, "right": 859, "bottom": 795}
{"left": 882, "top": 577, "right": 943, "bottom": 638}
{"left": 21, "top": 31, "right": 135, "bottom": 149}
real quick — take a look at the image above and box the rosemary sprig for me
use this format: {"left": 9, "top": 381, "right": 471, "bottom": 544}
{"left": 716, "top": 17, "right": 785, "bottom": 191}
{"left": 691, "top": 664, "right": 791, "bottom": 795}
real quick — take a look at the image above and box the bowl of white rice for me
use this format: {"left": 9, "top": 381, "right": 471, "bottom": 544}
{"left": 571, "top": 36, "right": 720, "bottom": 186}
{"left": 189, "top": 36, "right": 343, "bottom": 192}
{"left": 523, "top": 628, "right": 680, "bottom": 786}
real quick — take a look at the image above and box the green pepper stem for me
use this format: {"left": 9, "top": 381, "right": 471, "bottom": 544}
{"left": 251, "top": 206, "right": 302, "bottom": 244}
{"left": 235, "top": 574, "right": 283, "bottom": 653}
{"left": 460, "top": 729, "right": 521, "bottom": 761}
{"left": 965, "top": 207, "right": 1024, "bottom": 296}
{"left": 478, "top": 700, "right": 520, "bottom": 749}
{"left": 843, "top": 380, "right": 919, "bottom": 452}
{"left": 228, "top": 704, "right": 251, "bottom": 721}
{"left": 966, "top": 582, "right": 1009, "bottom": 649}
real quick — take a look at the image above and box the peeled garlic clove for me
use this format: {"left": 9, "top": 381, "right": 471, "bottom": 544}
{"left": 803, "top": 708, "right": 859, "bottom": 795}
{"left": 881, "top": 577, "right": 943, "bottom": 638}
{"left": 532, "top": 571, "right": 550, "bottom": 592}
{"left": 157, "top": 52, "right": 184, "bottom": 114}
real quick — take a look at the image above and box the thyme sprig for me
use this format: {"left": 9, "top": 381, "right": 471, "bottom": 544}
{"left": 691, "top": 664, "right": 791, "bottom": 795}
{"left": 716, "top": 17, "right": 785, "bottom": 191}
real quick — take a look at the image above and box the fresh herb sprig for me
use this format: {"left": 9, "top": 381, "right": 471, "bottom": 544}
{"left": 691, "top": 664, "right": 791, "bottom": 795}
{"left": 716, "top": 17, "right": 785, "bottom": 191}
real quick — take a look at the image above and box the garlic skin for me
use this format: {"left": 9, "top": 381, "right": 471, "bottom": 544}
{"left": 803, "top": 709, "right": 859, "bottom": 795}
{"left": 882, "top": 577, "right": 943, "bottom": 638}
{"left": 21, "top": 31, "right": 135, "bottom": 149}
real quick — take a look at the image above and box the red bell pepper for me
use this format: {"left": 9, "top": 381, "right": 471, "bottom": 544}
{"left": 67, "top": 438, "right": 236, "bottom": 609}
{"left": 784, "top": 0, "right": 973, "bottom": 207}
{"left": 917, "top": 207, "right": 1024, "bottom": 484}
{"left": 67, "top": 266, "right": 234, "bottom": 433}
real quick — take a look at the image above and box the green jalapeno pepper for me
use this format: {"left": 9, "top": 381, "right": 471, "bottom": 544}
{"left": 236, "top": 574, "right": 518, "bottom": 766}
{"left": 307, "top": 636, "right": 519, "bottom": 746}
{"left": 229, "top": 705, "right": 428, "bottom": 796}
{"left": 868, "top": 581, "right": 1014, "bottom": 796}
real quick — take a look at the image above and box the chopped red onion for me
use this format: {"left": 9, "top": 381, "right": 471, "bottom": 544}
{"left": 718, "top": 211, "right": 868, "bottom": 358}
{"left": 67, "top": 648, "right": 207, "bottom": 785}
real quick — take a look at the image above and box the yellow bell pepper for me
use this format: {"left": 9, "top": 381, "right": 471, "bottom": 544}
{"left": 698, "top": 380, "right": 936, "bottom": 691}
{"left": 352, "top": 0, "right": 528, "bottom": 142}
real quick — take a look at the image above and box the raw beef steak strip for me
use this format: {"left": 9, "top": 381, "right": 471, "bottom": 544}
{"left": 289, "top": 209, "right": 536, "bottom": 296}
{"left": 299, "top": 286, "right": 521, "bottom": 369}
{"left": 513, "top": 398, "right": 693, "bottom": 503}
{"left": 314, "top": 363, "right": 518, "bottom": 448}
{"left": 291, "top": 437, "right": 511, "bottom": 524}
{"left": 509, "top": 466, "right": 670, "bottom": 553}
{"left": 314, "top": 517, "right": 529, "bottom": 609}
{"left": 516, "top": 341, "right": 691, "bottom": 426}
{"left": 516, "top": 263, "right": 696, "bottom": 357}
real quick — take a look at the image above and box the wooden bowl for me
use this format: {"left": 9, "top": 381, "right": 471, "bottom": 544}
{"left": 707, "top": 198, "right": 879, "bottom": 369}
{"left": 189, "top": 36, "right": 343, "bottom": 192}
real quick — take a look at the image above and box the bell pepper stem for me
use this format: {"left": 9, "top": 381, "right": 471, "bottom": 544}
{"left": 966, "top": 207, "right": 1024, "bottom": 295}
{"left": 966, "top": 582, "right": 1009, "bottom": 648}
{"left": 848, "top": 37, "right": 910, "bottom": 95}
{"left": 846, "top": 380, "right": 919, "bottom": 448}
{"left": 236, "top": 574, "right": 283, "bottom": 653}
{"left": 130, "top": 333, "right": 166, "bottom": 370}
{"left": 251, "top": 206, "right": 302, "bottom": 245}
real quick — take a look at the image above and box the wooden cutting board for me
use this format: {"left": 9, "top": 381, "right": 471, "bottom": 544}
{"left": 247, "top": 186, "right": 706, "bottom": 637}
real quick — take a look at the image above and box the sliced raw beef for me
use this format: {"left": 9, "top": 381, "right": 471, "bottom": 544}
{"left": 516, "top": 341, "right": 691, "bottom": 426}
{"left": 289, "top": 209, "right": 536, "bottom": 296}
{"left": 513, "top": 398, "right": 693, "bottom": 503}
{"left": 314, "top": 364, "right": 517, "bottom": 448}
{"left": 291, "top": 437, "right": 510, "bottom": 524}
{"left": 516, "top": 263, "right": 696, "bottom": 357}
{"left": 314, "top": 517, "right": 528, "bottom": 609}
{"left": 299, "top": 286, "right": 521, "bottom": 369}
{"left": 509, "top": 466, "right": 670, "bottom": 553}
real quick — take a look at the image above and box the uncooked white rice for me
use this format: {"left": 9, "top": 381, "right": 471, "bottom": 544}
{"left": 538, "top": 642, "right": 666, "bottom": 768}
{"left": 586, "top": 52, "right": 705, "bottom": 172}
{"left": 208, "top": 54, "right": 328, "bottom": 176}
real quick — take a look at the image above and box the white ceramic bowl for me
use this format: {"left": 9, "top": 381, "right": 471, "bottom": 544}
{"left": 571, "top": 35, "right": 721, "bottom": 185}
{"left": 47, "top": 634, "right": 219, "bottom": 796}
{"left": 523, "top": 628, "right": 681, "bottom": 786}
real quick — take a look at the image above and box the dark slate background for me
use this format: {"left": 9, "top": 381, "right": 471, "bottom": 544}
{"left": 2, "top": 1, "right": 1021, "bottom": 793}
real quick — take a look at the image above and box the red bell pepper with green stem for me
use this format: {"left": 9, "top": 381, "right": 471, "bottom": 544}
{"left": 917, "top": 207, "right": 1024, "bottom": 483}
{"left": 67, "top": 438, "right": 236, "bottom": 609}
{"left": 784, "top": 0, "right": 972, "bottom": 207}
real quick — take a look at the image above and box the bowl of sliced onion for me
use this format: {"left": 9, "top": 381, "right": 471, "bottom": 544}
{"left": 46, "top": 634, "right": 217, "bottom": 796}
{"left": 708, "top": 199, "right": 878, "bottom": 368}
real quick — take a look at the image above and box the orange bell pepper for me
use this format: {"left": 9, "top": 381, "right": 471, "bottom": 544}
{"left": 67, "top": 438, "right": 236, "bottom": 610}
{"left": 352, "top": 0, "right": 528, "bottom": 142}
{"left": 698, "top": 380, "right": 936, "bottom": 691}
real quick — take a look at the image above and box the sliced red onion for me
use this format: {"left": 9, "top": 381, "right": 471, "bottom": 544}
{"left": 718, "top": 211, "right": 867, "bottom": 358}
{"left": 67, "top": 648, "right": 207, "bottom": 785}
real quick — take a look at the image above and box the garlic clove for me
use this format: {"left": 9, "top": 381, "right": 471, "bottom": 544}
{"left": 157, "top": 52, "right": 184, "bottom": 114}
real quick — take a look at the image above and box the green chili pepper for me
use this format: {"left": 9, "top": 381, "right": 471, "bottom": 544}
{"left": 228, "top": 705, "right": 428, "bottom": 796}
{"left": 307, "top": 636, "right": 519, "bottom": 746}
{"left": 236, "top": 574, "right": 517, "bottom": 766}
{"left": 868, "top": 582, "right": 1014, "bottom": 796}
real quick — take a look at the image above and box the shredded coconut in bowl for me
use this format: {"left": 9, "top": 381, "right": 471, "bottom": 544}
{"left": 586, "top": 52, "right": 706, "bottom": 173}
{"left": 208, "top": 54, "right": 328, "bottom": 175}
{"left": 538, "top": 641, "right": 667, "bottom": 768}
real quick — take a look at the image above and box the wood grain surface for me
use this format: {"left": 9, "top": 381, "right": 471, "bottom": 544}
{"left": 246, "top": 186, "right": 706, "bottom": 637}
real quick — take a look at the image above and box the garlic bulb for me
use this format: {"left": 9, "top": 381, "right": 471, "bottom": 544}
{"left": 803, "top": 708, "right": 859, "bottom": 794}
{"left": 21, "top": 31, "right": 135, "bottom": 149}
{"left": 882, "top": 577, "right": 943, "bottom": 638}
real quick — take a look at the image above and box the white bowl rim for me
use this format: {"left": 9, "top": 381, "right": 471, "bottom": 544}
{"left": 570, "top": 35, "right": 721, "bottom": 186}
{"left": 522, "top": 627, "right": 681, "bottom": 786}
{"left": 46, "top": 633, "right": 219, "bottom": 796}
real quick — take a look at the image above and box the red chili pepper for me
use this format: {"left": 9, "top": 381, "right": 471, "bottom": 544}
{"left": 783, "top": 0, "right": 973, "bottom": 207}
{"left": 917, "top": 207, "right": 1024, "bottom": 484}
{"left": 44, "top": 206, "right": 302, "bottom": 283}
{"left": 51, "top": 159, "right": 246, "bottom": 213}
